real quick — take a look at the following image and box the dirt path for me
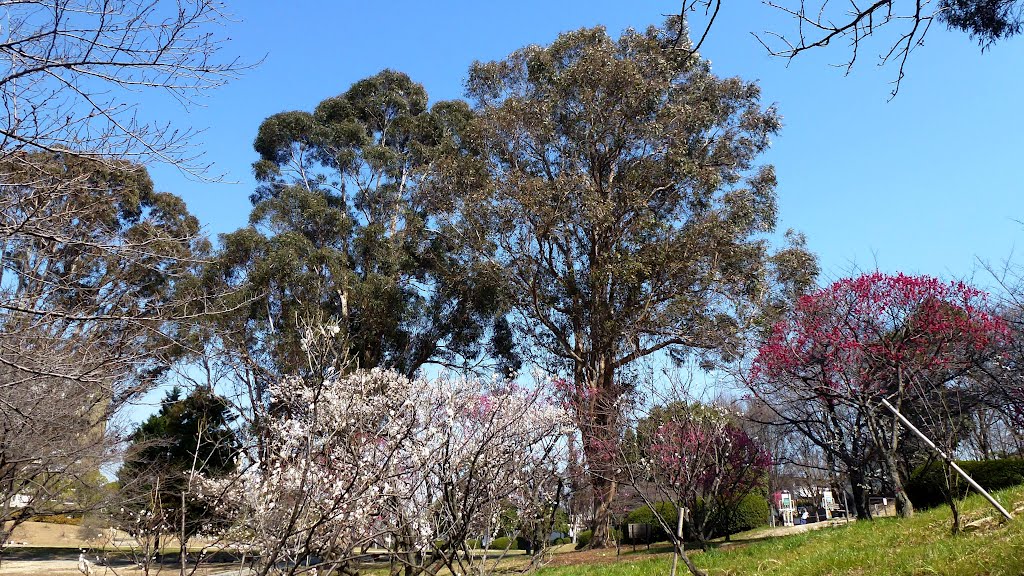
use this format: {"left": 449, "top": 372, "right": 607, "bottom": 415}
{"left": 0, "top": 559, "right": 244, "bottom": 576}
{"left": 740, "top": 518, "right": 852, "bottom": 540}
{"left": 0, "top": 559, "right": 83, "bottom": 575}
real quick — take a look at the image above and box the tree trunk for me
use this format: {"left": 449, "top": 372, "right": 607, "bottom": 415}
{"left": 670, "top": 504, "right": 706, "bottom": 576}
{"left": 849, "top": 469, "right": 871, "bottom": 520}
{"left": 865, "top": 395, "right": 913, "bottom": 519}
{"left": 882, "top": 450, "right": 914, "bottom": 518}
{"left": 180, "top": 491, "right": 188, "bottom": 576}
{"left": 887, "top": 370, "right": 913, "bottom": 518}
{"left": 948, "top": 497, "right": 961, "bottom": 535}
{"left": 589, "top": 474, "right": 617, "bottom": 548}
{"left": 679, "top": 552, "right": 707, "bottom": 576}
{"left": 179, "top": 540, "right": 188, "bottom": 576}
{"left": 944, "top": 464, "right": 962, "bottom": 535}
{"left": 575, "top": 362, "right": 621, "bottom": 549}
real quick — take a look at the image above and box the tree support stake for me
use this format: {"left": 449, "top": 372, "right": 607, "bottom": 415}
{"left": 880, "top": 397, "right": 1013, "bottom": 521}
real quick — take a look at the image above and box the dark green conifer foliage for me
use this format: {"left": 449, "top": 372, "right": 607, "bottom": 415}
{"left": 118, "top": 387, "right": 237, "bottom": 543}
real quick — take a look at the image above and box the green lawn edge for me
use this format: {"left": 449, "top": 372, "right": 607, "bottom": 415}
{"left": 539, "top": 485, "right": 1024, "bottom": 576}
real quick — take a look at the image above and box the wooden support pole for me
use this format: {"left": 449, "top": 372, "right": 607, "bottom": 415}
{"left": 879, "top": 398, "right": 1013, "bottom": 521}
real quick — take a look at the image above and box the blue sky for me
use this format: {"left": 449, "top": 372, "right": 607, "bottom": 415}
{"left": 146, "top": 0, "right": 1021, "bottom": 287}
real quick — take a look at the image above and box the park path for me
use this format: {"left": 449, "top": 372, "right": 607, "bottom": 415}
{"left": 733, "top": 518, "right": 852, "bottom": 541}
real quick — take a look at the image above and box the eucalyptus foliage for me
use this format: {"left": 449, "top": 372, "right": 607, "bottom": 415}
{"left": 216, "top": 71, "right": 517, "bottom": 383}
{"left": 456, "top": 19, "right": 816, "bottom": 546}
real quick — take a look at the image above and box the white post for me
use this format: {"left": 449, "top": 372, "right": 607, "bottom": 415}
{"left": 670, "top": 505, "right": 685, "bottom": 576}
{"left": 842, "top": 488, "right": 851, "bottom": 524}
{"left": 879, "top": 398, "right": 1013, "bottom": 521}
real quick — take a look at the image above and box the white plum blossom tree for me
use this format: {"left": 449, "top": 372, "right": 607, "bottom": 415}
{"left": 202, "top": 367, "right": 571, "bottom": 576}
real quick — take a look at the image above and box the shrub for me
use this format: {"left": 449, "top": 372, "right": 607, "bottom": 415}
{"left": 574, "top": 530, "right": 592, "bottom": 549}
{"left": 626, "top": 506, "right": 654, "bottom": 525}
{"left": 488, "top": 536, "right": 516, "bottom": 550}
{"left": 906, "top": 457, "right": 1024, "bottom": 509}
{"left": 715, "top": 493, "right": 770, "bottom": 536}
{"left": 466, "top": 539, "right": 482, "bottom": 549}
{"left": 31, "top": 514, "right": 83, "bottom": 526}
{"left": 621, "top": 497, "right": 769, "bottom": 542}
{"left": 626, "top": 501, "right": 678, "bottom": 528}
{"left": 624, "top": 502, "right": 678, "bottom": 543}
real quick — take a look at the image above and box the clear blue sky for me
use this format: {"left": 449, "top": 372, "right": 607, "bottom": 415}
{"left": 147, "top": 0, "right": 1022, "bottom": 288}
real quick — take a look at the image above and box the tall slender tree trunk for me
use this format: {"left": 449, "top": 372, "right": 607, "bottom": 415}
{"left": 888, "top": 370, "right": 914, "bottom": 518}
{"left": 947, "top": 492, "right": 962, "bottom": 536}
{"left": 179, "top": 490, "right": 188, "bottom": 576}
{"left": 576, "top": 363, "right": 622, "bottom": 549}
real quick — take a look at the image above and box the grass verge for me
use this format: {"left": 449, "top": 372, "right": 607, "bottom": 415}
{"left": 539, "top": 484, "right": 1024, "bottom": 576}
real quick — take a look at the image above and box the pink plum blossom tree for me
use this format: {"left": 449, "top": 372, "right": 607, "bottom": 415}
{"left": 622, "top": 402, "right": 770, "bottom": 576}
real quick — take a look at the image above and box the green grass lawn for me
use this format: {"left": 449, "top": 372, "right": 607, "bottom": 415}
{"left": 540, "top": 484, "right": 1024, "bottom": 576}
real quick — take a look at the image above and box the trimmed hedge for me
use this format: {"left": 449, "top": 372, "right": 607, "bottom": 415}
{"left": 626, "top": 502, "right": 679, "bottom": 528}
{"left": 715, "top": 493, "right": 771, "bottom": 536}
{"left": 472, "top": 535, "right": 573, "bottom": 550}
{"left": 572, "top": 527, "right": 623, "bottom": 549}
{"left": 31, "top": 514, "right": 83, "bottom": 526}
{"left": 624, "top": 503, "right": 678, "bottom": 543}
{"left": 621, "top": 495, "right": 768, "bottom": 543}
{"left": 906, "top": 457, "right": 1024, "bottom": 509}
{"left": 488, "top": 536, "right": 517, "bottom": 550}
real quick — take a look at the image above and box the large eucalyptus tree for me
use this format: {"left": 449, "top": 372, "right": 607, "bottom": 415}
{"left": 458, "top": 19, "right": 816, "bottom": 546}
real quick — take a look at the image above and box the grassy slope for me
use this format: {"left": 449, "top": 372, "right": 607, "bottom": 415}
{"left": 540, "top": 485, "right": 1024, "bottom": 576}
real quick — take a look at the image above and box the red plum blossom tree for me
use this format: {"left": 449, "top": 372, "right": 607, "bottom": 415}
{"left": 751, "top": 272, "right": 1008, "bottom": 520}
